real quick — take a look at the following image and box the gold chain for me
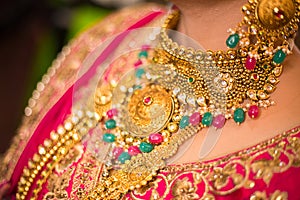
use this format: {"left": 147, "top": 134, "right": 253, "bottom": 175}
{"left": 16, "top": 110, "right": 100, "bottom": 200}
{"left": 16, "top": 1, "right": 300, "bottom": 199}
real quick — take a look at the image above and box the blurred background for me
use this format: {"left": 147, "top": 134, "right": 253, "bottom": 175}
{"left": 0, "top": 0, "right": 168, "bottom": 154}
{"left": 0, "top": 0, "right": 299, "bottom": 154}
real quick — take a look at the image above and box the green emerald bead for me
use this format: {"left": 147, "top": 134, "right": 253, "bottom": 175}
{"left": 179, "top": 116, "right": 190, "bottom": 129}
{"left": 138, "top": 51, "right": 148, "bottom": 58}
{"left": 133, "top": 85, "right": 142, "bottom": 90}
{"left": 226, "top": 33, "right": 240, "bottom": 48}
{"left": 233, "top": 108, "right": 245, "bottom": 124}
{"left": 188, "top": 77, "right": 194, "bottom": 83}
{"left": 105, "top": 119, "right": 116, "bottom": 129}
{"left": 273, "top": 49, "right": 286, "bottom": 64}
{"left": 139, "top": 142, "right": 153, "bottom": 153}
{"left": 135, "top": 68, "right": 145, "bottom": 78}
{"left": 202, "top": 112, "right": 213, "bottom": 126}
{"left": 118, "top": 152, "right": 131, "bottom": 164}
{"left": 102, "top": 133, "right": 116, "bottom": 143}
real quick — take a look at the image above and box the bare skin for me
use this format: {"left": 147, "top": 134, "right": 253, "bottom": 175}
{"left": 170, "top": 0, "right": 300, "bottom": 163}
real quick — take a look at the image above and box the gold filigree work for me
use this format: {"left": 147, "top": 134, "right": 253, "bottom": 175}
{"left": 127, "top": 84, "right": 175, "bottom": 137}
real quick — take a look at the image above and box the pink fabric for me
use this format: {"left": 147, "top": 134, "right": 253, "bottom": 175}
{"left": 5, "top": 6, "right": 300, "bottom": 200}
{"left": 10, "top": 88, "right": 72, "bottom": 194}
{"left": 6, "top": 10, "right": 163, "bottom": 198}
{"left": 125, "top": 129, "right": 300, "bottom": 199}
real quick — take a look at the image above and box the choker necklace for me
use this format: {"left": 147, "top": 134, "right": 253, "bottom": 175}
{"left": 154, "top": 0, "right": 300, "bottom": 127}
{"left": 87, "top": 1, "right": 300, "bottom": 199}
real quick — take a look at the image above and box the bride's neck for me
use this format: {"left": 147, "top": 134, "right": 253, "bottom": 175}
{"left": 171, "top": 0, "right": 245, "bottom": 50}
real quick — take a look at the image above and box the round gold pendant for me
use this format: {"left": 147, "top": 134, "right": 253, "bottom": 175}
{"left": 256, "top": 0, "right": 296, "bottom": 29}
{"left": 127, "top": 84, "right": 175, "bottom": 137}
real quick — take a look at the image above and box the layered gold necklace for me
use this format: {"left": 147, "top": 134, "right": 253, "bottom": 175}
{"left": 85, "top": 1, "right": 300, "bottom": 199}
{"left": 16, "top": 1, "right": 300, "bottom": 199}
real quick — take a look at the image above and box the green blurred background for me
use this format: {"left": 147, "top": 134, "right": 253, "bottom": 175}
{"left": 0, "top": 0, "right": 299, "bottom": 154}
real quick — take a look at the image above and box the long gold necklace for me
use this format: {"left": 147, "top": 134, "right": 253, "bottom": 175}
{"left": 90, "top": 1, "right": 299, "bottom": 199}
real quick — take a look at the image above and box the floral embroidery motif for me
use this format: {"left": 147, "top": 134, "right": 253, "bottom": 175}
{"left": 250, "top": 190, "right": 288, "bottom": 200}
{"left": 126, "top": 129, "right": 300, "bottom": 199}
{"left": 209, "top": 163, "right": 244, "bottom": 190}
{"left": 44, "top": 168, "right": 74, "bottom": 200}
{"left": 70, "top": 151, "right": 103, "bottom": 199}
{"left": 56, "top": 145, "right": 83, "bottom": 173}
{"left": 172, "top": 177, "right": 199, "bottom": 200}
{"left": 42, "top": 128, "right": 300, "bottom": 200}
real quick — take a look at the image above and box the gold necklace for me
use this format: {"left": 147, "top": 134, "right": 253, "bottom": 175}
{"left": 87, "top": 1, "right": 300, "bottom": 199}
{"left": 154, "top": 0, "right": 300, "bottom": 128}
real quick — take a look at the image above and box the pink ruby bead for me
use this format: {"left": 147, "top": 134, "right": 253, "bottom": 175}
{"left": 141, "top": 44, "right": 150, "bottom": 51}
{"left": 128, "top": 146, "right": 141, "bottom": 156}
{"left": 107, "top": 108, "right": 118, "bottom": 118}
{"left": 248, "top": 105, "right": 259, "bottom": 118}
{"left": 189, "top": 112, "right": 202, "bottom": 126}
{"left": 149, "top": 133, "right": 163, "bottom": 144}
{"left": 245, "top": 56, "right": 256, "bottom": 70}
{"left": 134, "top": 59, "right": 142, "bottom": 68}
{"left": 112, "top": 147, "right": 123, "bottom": 159}
{"left": 143, "top": 96, "right": 153, "bottom": 105}
{"left": 212, "top": 114, "right": 226, "bottom": 129}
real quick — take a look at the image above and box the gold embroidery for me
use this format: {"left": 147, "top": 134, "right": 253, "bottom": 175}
{"left": 56, "top": 145, "right": 83, "bottom": 173}
{"left": 44, "top": 168, "right": 74, "bottom": 200}
{"left": 70, "top": 151, "right": 103, "bottom": 199}
{"left": 127, "top": 128, "right": 300, "bottom": 199}
{"left": 209, "top": 163, "right": 243, "bottom": 190}
{"left": 172, "top": 177, "right": 199, "bottom": 200}
{"left": 250, "top": 191, "right": 268, "bottom": 200}
{"left": 287, "top": 136, "right": 300, "bottom": 167}
{"left": 0, "top": 3, "right": 166, "bottom": 186}
{"left": 270, "top": 190, "right": 288, "bottom": 200}
{"left": 250, "top": 190, "right": 288, "bottom": 200}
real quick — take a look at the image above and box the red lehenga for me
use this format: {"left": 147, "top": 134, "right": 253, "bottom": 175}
{"left": 1, "top": 3, "right": 300, "bottom": 200}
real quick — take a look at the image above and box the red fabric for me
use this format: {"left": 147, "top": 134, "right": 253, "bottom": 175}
{"left": 5, "top": 9, "right": 163, "bottom": 198}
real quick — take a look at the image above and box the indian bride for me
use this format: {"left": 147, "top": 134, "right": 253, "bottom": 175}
{"left": 1, "top": 0, "right": 300, "bottom": 199}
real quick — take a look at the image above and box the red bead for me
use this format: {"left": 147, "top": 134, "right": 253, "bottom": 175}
{"left": 141, "top": 45, "right": 150, "bottom": 51}
{"left": 248, "top": 105, "right": 259, "bottom": 118}
{"left": 245, "top": 56, "right": 256, "bottom": 70}
{"left": 134, "top": 59, "right": 142, "bottom": 68}
{"left": 128, "top": 146, "right": 141, "bottom": 156}
{"left": 189, "top": 112, "right": 202, "bottom": 126}
{"left": 107, "top": 108, "right": 118, "bottom": 118}
{"left": 112, "top": 147, "right": 123, "bottom": 159}
{"left": 143, "top": 96, "right": 153, "bottom": 105}
{"left": 274, "top": 9, "right": 284, "bottom": 19}
{"left": 149, "top": 133, "right": 163, "bottom": 144}
{"left": 212, "top": 114, "right": 226, "bottom": 129}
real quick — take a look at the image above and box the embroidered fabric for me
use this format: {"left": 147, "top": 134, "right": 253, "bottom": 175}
{"left": 1, "top": 3, "right": 300, "bottom": 200}
{"left": 43, "top": 127, "right": 300, "bottom": 199}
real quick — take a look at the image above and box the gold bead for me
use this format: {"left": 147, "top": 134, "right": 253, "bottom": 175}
{"left": 38, "top": 146, "right": 46, "bottom": 155}
{"left": 27, "top": 160, "right": 35, "bottom": 169}
{"left": 43, "top": 139, "right": 52, "bottom": 148}
{"left": 167, "top": 122, "right": 179, "bottom": 133}
{"left": 172, "top": 113, "right": 181, "bottom": 122}
{"left": 32, "top": 154, "right": 40, "bottom": 162}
